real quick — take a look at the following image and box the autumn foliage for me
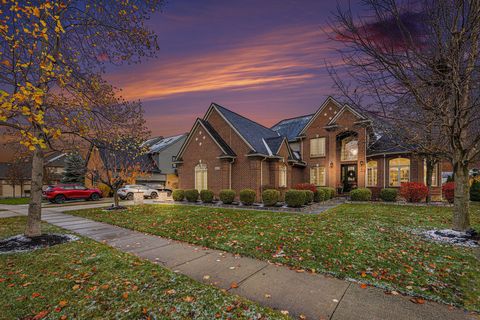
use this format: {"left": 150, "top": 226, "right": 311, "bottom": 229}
{"left": 400, "top": 182, "right": 429, "bottom": 203}
{"left": 442, "top": 182, "right": 455, "bottom": 203}
{"left": 294, "top": 183, "right": 317, "bottom": 193}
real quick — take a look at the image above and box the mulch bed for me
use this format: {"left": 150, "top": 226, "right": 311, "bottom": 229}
{"left": 0, "top": 234, "right": 78, "bottom": 254}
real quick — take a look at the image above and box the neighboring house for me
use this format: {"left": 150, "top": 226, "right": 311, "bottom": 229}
{"left": 175, "top": 97, "right": 452, "bottom": 201}
{"left": 0, "top": 152, "right": 67, "bottom": 198}
{"left": 85, "top": 143, "right": 162, "bottom": 190}
{"left": 147, "top": 133, "right": 187, "bottom": 189}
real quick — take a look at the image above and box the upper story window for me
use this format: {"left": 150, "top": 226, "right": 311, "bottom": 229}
{"left": 341, "top": 136, "right": 358, "bottom": 161}
{"left": 279, "top": 164, "right": 287, "bottom": 188}
{"left": 310, "top": 137, "right": 326, "bottom": 157}
{"left": 389, "top": 158, "right": 410, "bottom": 186}
{"left": 367, "top": 160, "right": 378, "bottom": 187}
{"left": 424, "top": 161, "right": 439, "bottom": 187}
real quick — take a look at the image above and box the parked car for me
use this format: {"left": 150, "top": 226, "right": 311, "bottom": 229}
{"left": 117, "top": 185, "right": 159, "bottom": 200}
{"left": 43, "top": 184, "right": 102, "bottom": 204}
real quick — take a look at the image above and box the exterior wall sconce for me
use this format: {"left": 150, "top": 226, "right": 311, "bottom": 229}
{"left": 360, "top": 160, "right": 364, "bottom": 166}
{"left": 329, "top": 161, "right": 334, "bottom": 168}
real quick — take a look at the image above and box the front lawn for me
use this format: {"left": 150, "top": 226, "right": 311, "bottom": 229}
{"left": 0, "top": 217, "right": 286, "bottom": 320}
{"left": 0, "top": 197, "right": 30, "bottom": 205}
{"left": 70, "top": 203, "right": 480, "bottom": 312}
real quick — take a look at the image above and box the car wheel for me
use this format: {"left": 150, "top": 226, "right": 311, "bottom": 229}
{"left": 150, "top": 192, "right": 158, "bottom": 199}
{"left": 90, "top": 193, "right": 100, "bottom": 201}
{"left": 54, "top": 194, "right": 66, "bottom": 204}
{"left": 126, "top": 193, "right": 134, "bottom": 200}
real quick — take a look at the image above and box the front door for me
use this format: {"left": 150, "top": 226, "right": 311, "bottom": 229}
{"left": 341, "top": 164, "right": 357, "bottom": 192}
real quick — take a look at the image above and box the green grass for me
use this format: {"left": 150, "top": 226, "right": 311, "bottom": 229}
{"left": 70, "top": 203, "right": 480, "bottom": 312}
{"left": 0, "top": 217, "right": 287, "bottom": 320}
{"left": 0, "top": 197, "right": 30, "bottom": 205}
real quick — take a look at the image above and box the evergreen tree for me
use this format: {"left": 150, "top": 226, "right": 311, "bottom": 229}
{"left": 470, "top": 180, "right": 480, "bottom": 202}
{"left": 61, "top": 153, "right": 86, "bottom": 184}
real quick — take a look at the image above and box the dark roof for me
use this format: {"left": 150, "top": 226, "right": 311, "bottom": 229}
{"left": 199, "top": 119, "right": 236, "bottom": 157}
{"left": 96, "top": 141, "right": 160, "bottom": 173}
{"left": 212, "top": 103, "right": 280, "bottom": 154}
{"left": 0, "top": 162, "right": 32, "bottom": 179}
{"left": 271, "top": 114, "right": 313, "bottom": 141}
{"left": 264, "top": 136, "right": 285, "bottom": 155}
{"left": 367, "top": 133, "right": 410, "bottom": 155}
{"left": 45, "top": 152, "right": 67, "bottom": 167}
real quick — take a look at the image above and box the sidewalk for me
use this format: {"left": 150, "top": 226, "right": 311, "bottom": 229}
{"left": 1, "top": 203, "right": 477, "bottom": 320}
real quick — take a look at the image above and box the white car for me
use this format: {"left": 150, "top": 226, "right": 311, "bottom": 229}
{"left": 117, "top": 185, "right": 158, "bottom": 200}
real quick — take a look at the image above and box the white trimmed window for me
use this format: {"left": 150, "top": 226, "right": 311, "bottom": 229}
{"left": 310, "top": 166, "right": 326, "bottom": 186}
{"left": 195, "top": 163, "right": 208, "bottom": 191}
{"left": 424, "top": 161, "right": 438, "bottom": 187}
{"left": 389, "top": 158, "right": 410, "bottom": 186}
{"left": 279, "top": 164, "right": 287, "bottom": 187}
{"left": 310, "top": 137, "right": 326, "bottom": 157}
{"left": 367, "top": 160, "right": 378, "bottom": 187}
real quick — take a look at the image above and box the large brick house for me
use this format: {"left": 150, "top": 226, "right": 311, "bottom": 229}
{"left": 175, "top": 97, "right": 444, "bottom": 200}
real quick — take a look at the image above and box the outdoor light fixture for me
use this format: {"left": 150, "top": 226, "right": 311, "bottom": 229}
{"left": 329, "top": 161, "right": 334, "bottom": 168}
{"left": 360, "top": 161, "right": 364, "bottom": 166}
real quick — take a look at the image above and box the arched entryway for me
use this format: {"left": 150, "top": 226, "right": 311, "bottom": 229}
{"left": 337, "top": 131, "right": 359, "bottom": 192}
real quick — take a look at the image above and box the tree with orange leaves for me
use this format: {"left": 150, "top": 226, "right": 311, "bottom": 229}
{"left": 0, "top": 1, "right": 163, "bottom": 236}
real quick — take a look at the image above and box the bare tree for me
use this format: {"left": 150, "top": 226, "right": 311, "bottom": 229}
{"left": 329, "top": 0, "right": 480, "bottom": 231}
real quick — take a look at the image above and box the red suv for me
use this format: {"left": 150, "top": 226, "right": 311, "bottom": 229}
{"left": 43, "top": 184, "right": 102, "bottom": 204}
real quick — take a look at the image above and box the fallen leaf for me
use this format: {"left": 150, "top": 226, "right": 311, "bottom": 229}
{"left": 122, "top": 292, "right": 129, "bottom": 300}
{"left": 33, "top": 310, "right": 49, "bottom": 320}
{"left": 32, "top": 292, "right": 41, "bottom": 298}
{"left": 410, "top": 298, "right": 426, "bottom": 304}
{"left": 230, "top": 282, "right": 239, "bottom": 289}
{"left": 183, "top": 296, "right": 195, "bottom": 303}
{"left": 203, "top": 275, "right": 210, "bottom": 280}
{"left": 280, "top": 310, "right": 289, "bottom": 315}
{"left": 59, "top": 300, "right": 68, "bottom": 307}
{"left": 72, "top": 284, "right": 80, "bottom": 290}
{"left": 165, "top": 289, "right": 176, "bottom": 295}
{"left": 360, "top": 283, "right": 368, "bottom": 289}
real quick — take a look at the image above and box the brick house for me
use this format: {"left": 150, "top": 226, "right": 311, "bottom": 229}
{"left": 175, "top": 97, "right": 445, "bottom": 200}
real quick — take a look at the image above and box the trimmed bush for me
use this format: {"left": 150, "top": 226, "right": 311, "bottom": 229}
{"left": 304, "top": 190, "right": 314, "bottom": 204}
{"left": 240, "top": 189, "right": 256, "bottom": 205}
{"left": 350, "top": 188, "right": 372, "bottom": 201}
{"left": 262, "top": 189, "right": 280, "bottom": 206}
{"left": 172, "top": 189, "right": 185, "bottom": 201}
{"left": 326, "top": 187, "right": 336, "bottom": 199}
{"left": 318, "top": 187, "right": 331, "bottom": 200}
{"left": 285, "top": 190, "right": 306, "bottom": 208}
{"left": 219, "top": 189, "right": 236, "bottom": 204}
{"left": 314, "top": 188, "right": 326, "bottom": 202}
{"left": 185, "top": 189, "right": 199, "bottom": 202}
{"left": 400, "top": 182, "right": 428, "bottom": 203}
{"left": 442, "top": 182, "right": 455, "bottom": 203}
{"left": 200, "top": 190, "right": 214, "bottom": 203}
{"left": 380, "top": 188, "right": 398, "bottom": 202}
{"left": 470, "top": 180, "right": 480, "bottom": 202}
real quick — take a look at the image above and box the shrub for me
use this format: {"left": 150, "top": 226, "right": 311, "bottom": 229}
{"left": 304, "top": 190, "right": 314, "bottom": 204}
{"left": 172, "top": 189, "right": 185, "bottom": 201}
{"left": 470, "top": 180, "right": 480, "bottom": 202}
{"left": 400, "top": 182, "right": 428, "bottom": 203}
{"left": 262, "top": 189, "right": 280, "bottom": 206}
{"left": 350, "top": 188, "right": 372, "bottom": 201}
{"left": 379, "top": 188, "right": 398, "bottom": 202}
{"left": 442, "top": 182, "right": 455, "bottom": 203}
{"left": 319, "top": 187, "right": 335, "bottom": 200}
{"left": 326, "top": 187, "right": 336, "bottom": 199}
{"left": 219, "top": 189, "right": 236, "bottom": 204}
{"left": 318, "top": 188, "right": 329, "bottom": 200}
{"left": 200, "top": 190, "right": 214, "bottom": 203}
{"left": 240, "top": 189, "right": 256, "bottom": 205}
{"left": 185, "top": 189, "right": 199, "bottom": 202}
{"left": 285, "top": 190, "right": 306, "bottom": 208}
{"left": 314, "top": 188, "right": 326, "bottom": 202}
{"left": 294, "top": 183, "right": 317, "bottom": 193}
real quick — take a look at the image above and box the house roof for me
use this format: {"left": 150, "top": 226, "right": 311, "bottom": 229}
{"left": 367, "top": 134, "right": 410, "bottom": 155}
{"left": 95, "top": 141, "right": 160, "bottom": 173}
{"left": 0, "top": 162, "right": 32, "bottom": 179}
{"left": 209, "top": 103, "right": 280, "bottom": 155}
{"left": 45, "top": 152, "right": 67, "bottom": 167}
{"left": 149, "top": 134, "right": 187, "bottom": 154}
{"left": 271, "top": 114, "right": 313, "bottom": 141}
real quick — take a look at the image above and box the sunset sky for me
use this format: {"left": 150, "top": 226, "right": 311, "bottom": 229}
{"left": 104, "top": 0, "right": 359, "bottom": 137}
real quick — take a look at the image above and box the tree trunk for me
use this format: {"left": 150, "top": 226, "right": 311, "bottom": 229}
{"left": 425, "top": 161, "right": 433, "bottom": 203}
{"left": 452, "top": 162, "right": 470, "bottom": 231}
{"left": 25, "top": 147, "right": 44, "bottom": 237}
{"left": 114, "top": 190, "right": 119, "bottom": 207}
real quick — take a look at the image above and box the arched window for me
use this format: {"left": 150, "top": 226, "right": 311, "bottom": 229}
{"left": 389, "top": 158, "right": 410, "bottom": 186}
{"left": 279, "top": 163, "right": 287, "bottom": 188}
{"left": 341, "top": 135, "right": 358, "bottom": 161}
{"left": 367, "top": 160, "right": 378, "bottom": 187}
{"left": 195, "top": 163, "right": 207, "bottom": 191}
